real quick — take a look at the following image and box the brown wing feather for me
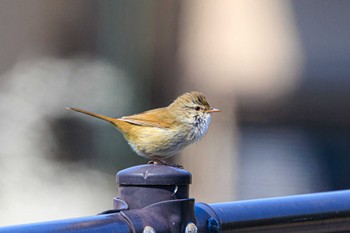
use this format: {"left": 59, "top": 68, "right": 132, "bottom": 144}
{"left": 119, "top": 107, "right": 174, "bottom": 128}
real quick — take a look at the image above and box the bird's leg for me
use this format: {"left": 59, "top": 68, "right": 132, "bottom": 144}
{"left": 148, "top": 158, "right": 168, "bottom": 165}
{"left": 148, "top": 158, "right": 183, "bottom": 169}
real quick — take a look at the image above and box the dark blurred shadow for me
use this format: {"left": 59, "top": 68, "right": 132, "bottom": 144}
{"left": 48, "top": 117, "right": 96, "bottom": 162}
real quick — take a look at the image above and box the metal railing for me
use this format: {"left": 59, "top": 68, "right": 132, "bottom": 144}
{"left": 1, "top": 164, "right": 350, "bottom": 233}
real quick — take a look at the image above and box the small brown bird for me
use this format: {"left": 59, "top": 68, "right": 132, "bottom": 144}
{"left": 67, "top": 91, "right": 219, "bottom": 165}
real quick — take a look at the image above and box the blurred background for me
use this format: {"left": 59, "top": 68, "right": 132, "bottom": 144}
{"left": 1, "top": 0, "right": 350, "bottom": 225}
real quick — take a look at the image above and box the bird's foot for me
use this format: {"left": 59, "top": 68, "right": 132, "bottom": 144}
{"left": 169, "top": 163, "right": 183, "bottom": 169}
{"left": 148, "top": 159, "right": 167, "bottom": 165}
{"left": 147, "top": 159, "right": 183, "bottom": 169}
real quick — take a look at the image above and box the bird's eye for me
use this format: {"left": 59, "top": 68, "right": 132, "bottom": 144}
{"left": 195, "top": 106, "right": 201, "bottom": 111}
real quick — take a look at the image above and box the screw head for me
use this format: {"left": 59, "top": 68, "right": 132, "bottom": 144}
{"left": 143, "top": 226, "right": 156, "bottom": 233}
{"left": 185, "top": 222, "right": 198, "bottom": 233}
{"left": 207, "top": 217, "right": 220, "bottom": 232}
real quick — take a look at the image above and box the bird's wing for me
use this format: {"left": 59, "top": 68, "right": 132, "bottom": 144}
{"left": 119, "top": 108, "right": 174, "bottom": 128}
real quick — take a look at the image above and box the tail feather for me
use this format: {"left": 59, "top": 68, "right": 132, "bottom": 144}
{"left": 67, "top": 107, "right": 134, "bottom": 134}
{"left": 66, "top": 107, "right": 116, "bottom": 124}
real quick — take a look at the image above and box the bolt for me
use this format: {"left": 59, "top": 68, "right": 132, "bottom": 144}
{"left": 207, "top": 217, "right": 220, "bottom": 233}
{"left": 185, "top": 222, "right": 198, "bottom": 233}
{"left": 143, "top": 226, "right": 156, "bottom": 233}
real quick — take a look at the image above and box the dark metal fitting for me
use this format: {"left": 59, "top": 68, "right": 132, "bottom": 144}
{"left": 120, "top": 198, "right": 196, "bottom": 233}
{"left": 116, "top": 164, "right": 192, "bottom": 209}
{"left": 195, "top": 202, "right": 221, "bottom": 233}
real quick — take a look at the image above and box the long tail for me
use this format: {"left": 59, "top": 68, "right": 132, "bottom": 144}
{"left": 66, "top": 107, "right": 116, "bottom": 124}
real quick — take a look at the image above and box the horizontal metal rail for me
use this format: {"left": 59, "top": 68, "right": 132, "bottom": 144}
{"left": 197, "top": 189, "right": 350, "bottom": 232}
{"left": 1, "top": 190, "right": 350, "bottom": 232}
{"left": 0, "top": 213, "right": 131, "bottom": 233}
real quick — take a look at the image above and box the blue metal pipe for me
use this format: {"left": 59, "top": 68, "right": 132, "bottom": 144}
{"left": 195, "top": 190, "right": 350, "bottom": 232}
{"left": 0, "top": 213, "right": 131, "bottom": 233}
{"left": 1, "top": 190, "right": 350, "bottom": 232}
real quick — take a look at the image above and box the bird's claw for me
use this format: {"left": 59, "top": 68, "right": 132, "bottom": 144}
{"left": 147, "top": 160, "right": 183, "bottom": 169}
{"left": 148, "top": 159, "right": 167, "bottom": 165}
{"left": 170, "top": 163, "right": 183, "bottom": 169}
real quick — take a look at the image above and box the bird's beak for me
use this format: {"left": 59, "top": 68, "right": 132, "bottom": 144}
{"left": 207, "top": 108, "right": 220, "bottom": 113}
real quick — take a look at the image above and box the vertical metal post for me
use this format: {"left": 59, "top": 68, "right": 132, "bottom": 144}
{"left": 115, "top": 164, "right": 192, "bottom": 209}
{"left": 114, "top": 164, "right": 196, "bottom": 232}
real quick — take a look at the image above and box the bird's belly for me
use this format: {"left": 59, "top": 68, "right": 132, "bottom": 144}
{"left": 125, "top": 127, "right": 190, "bottom": 159}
